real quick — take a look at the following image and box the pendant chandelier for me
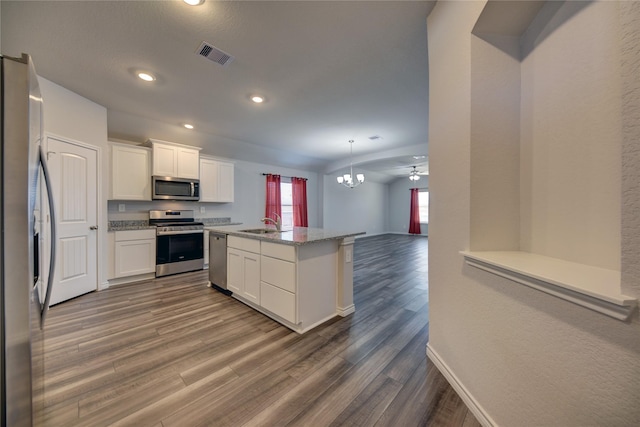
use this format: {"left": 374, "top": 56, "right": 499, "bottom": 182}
{"left": 336, "top": 140, "right": 365, "bottom": 188}
{"left": 409, "top": 166, "right": 421, "bottom": 181}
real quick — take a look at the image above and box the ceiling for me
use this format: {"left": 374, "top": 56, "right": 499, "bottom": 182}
{"left": 1, "top": 0, "right": 434, "bottom": 183}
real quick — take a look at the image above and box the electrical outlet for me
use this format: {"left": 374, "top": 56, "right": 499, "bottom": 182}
{"left": 118, "top": 204, "right": 125, "bottom": 212}
{"left": 346, "top": 248, "right": 352, "bottom": 263}
{"left": 200, "top": 206, "right": 205, "bottom": 213}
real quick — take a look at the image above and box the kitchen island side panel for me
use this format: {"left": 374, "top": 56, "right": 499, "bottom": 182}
{"left": 297, "top": 240, "right": 339, "bottom": 329}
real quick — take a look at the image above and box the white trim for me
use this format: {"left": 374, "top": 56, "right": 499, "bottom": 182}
{"left": 357, "top": 232, "right": 429, "bottom": 237}
{"left": 461, "top": 251, "right": 637, "bottom": 321}
{"left": 231, "top": 293, "right": 340, "bottom": 334}
{"left": 426, "top": 344, "right": 496, "bottom": 427}
{"left": 45, "top": 133, "right": 103, "bottom": 297}
{"left": 337, "top": 304, "right": 355, "bottom": 316}
{"left": 298, "top": 313, "right": 340, "bottom": 333}
{"left": 107, "top": 273, "right": 155, "bottom": 287}
{"left": 146, "top": 138, "right": 202, "bottom": 151}
{"left": 354, "top": 232, "right": 385, "bottom": 238}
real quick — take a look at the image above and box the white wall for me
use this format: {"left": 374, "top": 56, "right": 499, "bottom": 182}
{"left": 470, "top": 34, "right": 520, "bottom": 251}
{"left": 322, "top": 175, "right": 388, "bottom": 235}
{"left": 388, "top": 176, "right": 428, "bottom": 235}
{"left": 520, "top": 2, "right": 621, "bottom": 269}
{"left": 427, "top": 1, "right": 640, "bottom": 426}
{"left": 107, "top": 157, "right": 320, "bottom": 228}
{"left": 109, "top": 162, "right": 395, "bottom": 237}
{"left": 38, "top": 77, "right": 109, "bottom": 288}
{"left": 620, "top": 0, "right": 640, "bottom": 299}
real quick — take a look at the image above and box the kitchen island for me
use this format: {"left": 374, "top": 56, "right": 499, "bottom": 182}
{"left": 206, "top": 225, "right": 365, "bottom": 333}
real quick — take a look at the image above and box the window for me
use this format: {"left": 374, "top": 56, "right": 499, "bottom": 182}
{"left": 419, "top": 191, "right": 429, "bottom": 224}
{"left": 280, "top": 181, "right": 293, "bottom": 228}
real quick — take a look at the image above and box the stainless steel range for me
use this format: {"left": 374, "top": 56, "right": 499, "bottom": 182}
{"left": 150, "top": 210, "right": 204, "bottom": 277}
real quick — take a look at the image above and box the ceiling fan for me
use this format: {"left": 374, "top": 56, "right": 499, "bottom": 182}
{"left": 409, "top": 165, "right": 428, "bottom": 181}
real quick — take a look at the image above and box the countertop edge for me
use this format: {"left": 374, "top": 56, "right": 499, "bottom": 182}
{"left": 206, "top": 226, "right": 366, "bottom": 246}
{"left": 108, "top": 226, "right": 157, "bottom": 232}
{"left": 109, "top": 220, "right": 240, "bottom": 232}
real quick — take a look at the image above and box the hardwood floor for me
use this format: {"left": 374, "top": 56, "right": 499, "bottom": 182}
{"left": 41, "top": 234, "right": 480, "bottom": 426}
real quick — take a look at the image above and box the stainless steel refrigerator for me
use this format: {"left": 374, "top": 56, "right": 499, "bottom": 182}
{"left": 1, "top": 54, "right": 56, "bottom": 426}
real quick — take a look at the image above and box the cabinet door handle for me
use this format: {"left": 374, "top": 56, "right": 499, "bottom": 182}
{"left": 89, "top": 225, "right": 98, "bottom": 230}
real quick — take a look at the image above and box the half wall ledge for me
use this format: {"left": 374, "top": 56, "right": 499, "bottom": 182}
{"left": 461, "top": 251, "right": 638, "bottom": 321}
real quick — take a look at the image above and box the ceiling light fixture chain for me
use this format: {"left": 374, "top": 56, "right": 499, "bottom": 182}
{"left": 337, "top": 139, "right": 365, "bottom": 189}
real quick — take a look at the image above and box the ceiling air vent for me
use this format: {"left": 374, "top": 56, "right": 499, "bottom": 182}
{"left": 196, "top": 41, "right": 234, "bottom": 67}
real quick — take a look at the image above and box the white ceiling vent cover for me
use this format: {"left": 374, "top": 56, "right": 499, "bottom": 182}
{"left": 196, "top": 42, "right": 234, "bottom": 66}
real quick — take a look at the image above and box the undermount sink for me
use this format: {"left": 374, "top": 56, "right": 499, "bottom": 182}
{"left": 239, "top": 228, "right": 281, "bottom": 234}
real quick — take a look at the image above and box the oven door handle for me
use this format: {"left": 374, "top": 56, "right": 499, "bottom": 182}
{"left": 157, "top": 229, "right": 204, "bottom": 236}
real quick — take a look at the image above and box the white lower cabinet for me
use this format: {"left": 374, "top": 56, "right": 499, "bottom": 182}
{"left": 227, "top": 236, "right": 338, "bottom": 333}
{"left": 260, "top": 254, "right": 296, "bottom": 292}
{"left": 228, "top": 236, "right": 294, "bottom": 321}
{"left": 227, "top": 237, "right": 261, "bottom": 305}
{"left": 260, "top": 253, "right": 297, "bottom": 322}
{"left": 114, "top": 229, "right": 156, "bottom": 278}
{"left": 260, "top": 281, "right": 296, "bottom": 323}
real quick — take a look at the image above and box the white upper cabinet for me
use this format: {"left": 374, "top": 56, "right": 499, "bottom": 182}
{"left": 177, "top": 146, "right": 200, "bottom": 179}
{"left": 217, "top": 162, "right": 234, "bottom": 202}
{"left": 110, "top": 142, "right": 151, "bottom": 200}
{"left": 199, "top": 156, "right": 235, "bottom": 202}
{"left": 152, "top": 142, "right": 178, "bottom": 177}
{"left": 148, "top": 139, "right": 201, "bottom": 179}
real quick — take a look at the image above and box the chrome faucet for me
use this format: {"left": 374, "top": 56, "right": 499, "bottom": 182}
{"left": 261, "top": 212, "right": 282, "bottom": 231}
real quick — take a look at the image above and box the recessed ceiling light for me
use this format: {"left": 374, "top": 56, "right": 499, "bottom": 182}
{"left": 412, "top": 155, "right": 426, "bottom": 160}
{"left": 251, "top": 95, "right": 265, "bottom": 104}
{"left": 183, "top": 0, "right": 204, "bottom": 5}
{"left": 137, "top": 72, "right": 156, "bottom": 82}
{"left": 183, "top": 124, "right": 194, "bottom": 130}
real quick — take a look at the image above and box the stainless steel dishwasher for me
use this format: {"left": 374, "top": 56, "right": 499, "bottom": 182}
{"left": 208, "top": 232, "right": 231, "bottom": 295}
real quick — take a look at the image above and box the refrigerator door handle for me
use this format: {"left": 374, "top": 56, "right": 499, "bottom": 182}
{"left": 39, "top": 145, "right": 57, "bottom": 327}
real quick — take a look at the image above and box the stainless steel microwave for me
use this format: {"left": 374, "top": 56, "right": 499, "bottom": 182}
{"left": 152, "top": 176, "right": 200, "bottom": 201}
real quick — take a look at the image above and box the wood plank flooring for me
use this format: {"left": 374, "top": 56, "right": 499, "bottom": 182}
{"left": 41, "top": 234, "right": 480, "bottom": 426}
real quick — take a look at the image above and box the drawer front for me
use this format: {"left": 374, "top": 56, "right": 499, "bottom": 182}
{"left": 115, "top": 229, "right": 156, "bottom": 242}
{"left": 227, "top": 235, "right": 260, "bottom": 253}
{"left": 261, "top": 241, "right": 296, "bottom": 262}
{"left": 261, "top": 281, "right": 296, "bottom": 323}
{"left": 261, "top": 256, "right": 295, "bottom": 293}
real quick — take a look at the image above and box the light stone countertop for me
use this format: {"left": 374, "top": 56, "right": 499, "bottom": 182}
{"left": 204, "top": 225, "right": 365, "bottom": 246}
{"left": 108, "top": 217, "right": 238, "bottom": 232}
{"left": 108, "top": 220, "right": 155, "bottom": 232}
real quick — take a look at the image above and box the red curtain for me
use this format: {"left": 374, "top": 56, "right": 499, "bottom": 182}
{"left": 265, "top": 174, "right": 282, "bottom": 221}
{"left": 409, "top": 188, "right": 421, "bottom": 234}
{"left": 291, "top": 177, "right": 308, "bottom": 227}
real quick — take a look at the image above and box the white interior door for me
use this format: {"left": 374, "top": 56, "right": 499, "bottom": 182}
{"left": 47, "top": 136, "right": 98, "bottom": 305}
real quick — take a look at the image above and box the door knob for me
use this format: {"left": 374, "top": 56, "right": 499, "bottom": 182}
{"left": 89, "top": 225, "right": 98, "bottom": 230}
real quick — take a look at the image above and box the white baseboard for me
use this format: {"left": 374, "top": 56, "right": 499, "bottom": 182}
{"left": 107, "top": 273, "right": 155, "bottom": 287}
{"left": 355, "top": 231, "right": 428, "bottom": 238}
{"left": 426, "top": 343, "right": 496, "bottom": 427}
{"left": 354, "top": 232, "right": 386, "bottom": 239}
{"left": 337, "top": 304, "right": 355, "bottom": 316}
